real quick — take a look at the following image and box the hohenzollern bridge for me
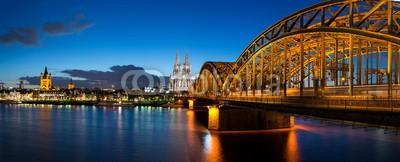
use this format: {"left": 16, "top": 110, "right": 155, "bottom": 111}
{"left": 194, "top": 0, "right": 400, "bottom": 99}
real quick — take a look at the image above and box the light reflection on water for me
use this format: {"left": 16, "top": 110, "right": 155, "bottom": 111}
{"left": 286, "top": 128, "right": 299, "bottom": 162}
{"left": 1, "top": 104, "right": 400, "bottom": 162}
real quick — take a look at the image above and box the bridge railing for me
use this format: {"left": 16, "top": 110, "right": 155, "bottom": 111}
{"left": 209, "top": 96, "right": 400, "bottom": 112}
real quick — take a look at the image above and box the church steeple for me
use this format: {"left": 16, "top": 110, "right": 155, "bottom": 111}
{"left": 173, "top": 49, "right": 181, "bottom": 75}
{"left": 68, "top": 78, "right": 74, "bottom": 90}
{"left": 182, "top": 49, "right": 190, "bottom": 75}
{"left": 44, "top": 66, "right": 48, "bottom": 76}
{"left": 175, "top": 49, "right": 180, "bottom": 65}
{"left": 184, "top": 49, "right": 189, "bottom": 65}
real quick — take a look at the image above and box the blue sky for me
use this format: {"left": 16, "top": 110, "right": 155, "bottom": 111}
{"left": 0, "top": 0, "right": 320, "bottom": 87}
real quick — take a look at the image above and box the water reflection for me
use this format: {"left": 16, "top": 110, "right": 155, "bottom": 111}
{"left": 205, "top": 129, "right": 296, "bottom": 161}
{"left": 1, "top": 104, "right": 400, "bottom": 161}
{"left": 203, "top": 132, "right": 222, "bottom": 162}
{"left": 285, "top": 128, "right": 299, "bottom": 162}
{"left": 189, "top": 109, "right": 299, "bottom": 162}
{"left": 186, "top": 110, "right": 195, "bottom": 131}
{"left": 38, "top": 104, "right": 52, "bottom": 160}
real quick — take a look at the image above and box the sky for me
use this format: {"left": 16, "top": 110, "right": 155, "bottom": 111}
{"left": 0, "top": 0, "right": 321, "bottom": 88}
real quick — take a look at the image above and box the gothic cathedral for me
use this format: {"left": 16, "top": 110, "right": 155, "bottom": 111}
{"left": 169, "top": 50, "right": 196, "bottom": 94}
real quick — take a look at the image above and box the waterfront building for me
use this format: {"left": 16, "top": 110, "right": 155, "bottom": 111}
{"left": 169, "top": 50, "right": 196, "bottom": 95}
{"left": 40, "top": 66, "right": 52, "bottom": 91}
{"left": 0, "top": 89, "right": 31, "bottom": 101}
{"left": 38, "top": 90, "right": 66, "bottom": 100}
{"left": 68, "top": 79, "right": 74, "bottom": 90}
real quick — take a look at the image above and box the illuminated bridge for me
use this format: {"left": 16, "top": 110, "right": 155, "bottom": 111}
{"left": 188, "top": 0, "right": 400, "bottom": 130}
{"left": 194, "top": 0, "right": 400, "bottom": 99}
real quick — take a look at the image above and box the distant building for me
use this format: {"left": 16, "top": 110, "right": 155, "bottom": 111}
{"left": 126, "top": 86, "right": 167, "bottom": 96}
{"left": 19, "top": 80, "right": 24, "bottom": 89}
{"left": 68, "top": 79, "right": 74, "bottom": 90}
{"left": 169, "top": 50, "right": 196, "bottom": 94}
{"left": 40, "top": 66, "right": 52, "bottom": 91}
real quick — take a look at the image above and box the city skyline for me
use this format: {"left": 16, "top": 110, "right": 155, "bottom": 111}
{"left": 2, "top": 1, "right": 400, "bottom": 161}
{"left": 0, "top": 0, "right": 320, "bottom": 87}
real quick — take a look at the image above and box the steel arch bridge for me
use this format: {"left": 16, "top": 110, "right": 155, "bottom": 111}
{"left": 195, "top": 0, "right": 400, "bottom": 98}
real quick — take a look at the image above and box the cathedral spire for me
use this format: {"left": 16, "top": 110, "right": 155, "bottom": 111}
{"left": 184, "top": 49, "right": 189, "bottom": 65}
{"left": 182, "top": 49, "right": 190, "bottom": 76}
{"left": 173, "top": 49, "right": 181, "bottom": 75}
{"left": 175, "top": 49, "right": 180, "bottom": 65}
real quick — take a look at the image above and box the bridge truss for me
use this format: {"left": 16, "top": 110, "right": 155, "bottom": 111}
{"left": 196, "top": 0, "right": 400, "bottom": 98}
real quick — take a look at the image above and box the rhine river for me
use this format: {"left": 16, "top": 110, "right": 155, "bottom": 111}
{"left": 1, "top": 104, "right": 400, "bottom": 162}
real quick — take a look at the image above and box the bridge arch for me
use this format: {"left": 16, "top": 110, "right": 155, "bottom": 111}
{"left": 196, "top": 62, "right": 234, "bottom": 97}
{"left": 196, "top": 0, "right": 400, "bottom": 98}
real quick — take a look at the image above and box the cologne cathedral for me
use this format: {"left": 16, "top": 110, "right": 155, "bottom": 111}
{"left": 169, "top": 50, "right": 196, "bottom": 94}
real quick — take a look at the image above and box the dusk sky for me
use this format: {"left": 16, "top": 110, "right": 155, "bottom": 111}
{"left": 0, "top": 0, "right": 320, "bottom": 88}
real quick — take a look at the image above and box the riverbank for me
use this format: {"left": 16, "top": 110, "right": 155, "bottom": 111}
{"left": 21, "top": 100, "right": 97, "bottom": 105}
{"left": 0, "top": 100, "right": 175, "bottom": 107}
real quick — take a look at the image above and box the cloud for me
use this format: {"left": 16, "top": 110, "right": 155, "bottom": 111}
{"left": 62, "top": 65, "right": 145, "bottom": 81}
{"left": 0, "top": 13, "right": 93, "bottom": 47}
{"left": 42, "top": 13, "right": 94, "bottom": 36}
{"left": 20, "top": 65, "right": 169, "bottom": 89}
{"left": 0, "top": 27, "right": 39, "bottom": 46}
{"left": 19, "top": 76, "right": 40, "bottom": 86}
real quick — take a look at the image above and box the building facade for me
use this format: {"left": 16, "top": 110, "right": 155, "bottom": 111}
{"left": 40, "top": 66, "right": 52, "bottom": 91}
{"left": 19, "top": 80, "right": 24, "bottom": 89}
{"left": 169, "top": 50, "right": 196, "bottom": 94}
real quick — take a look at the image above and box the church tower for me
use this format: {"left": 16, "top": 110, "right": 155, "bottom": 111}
{"left": 40, "top": 66, "right": 52, "bottom": 91}
{"left": 182, "top": 49, "right": 191, "bottom": 76}
{"left": 68, "top": 79, "right": 74, "bottom": 90}
{"left": 173, "top": 49, "right": 181, "bottom": 75}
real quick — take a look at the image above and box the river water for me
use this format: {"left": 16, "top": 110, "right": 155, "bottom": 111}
{"left": 1, "top": 104, "right": 400, "bottom": 162}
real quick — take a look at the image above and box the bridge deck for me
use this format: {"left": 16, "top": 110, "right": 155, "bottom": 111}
{"left": 200, "top": 96, "right": 400, "bottom": 127}
{"left": 197, "top": 96, "right": 400, "bottom": 113}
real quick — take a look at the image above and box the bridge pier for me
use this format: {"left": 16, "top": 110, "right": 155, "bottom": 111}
{"left": 188, "top": 99, "right": 194, "bottom": 110}
{"left": 208, "top": 105, "right": 294, "bottom": 131}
